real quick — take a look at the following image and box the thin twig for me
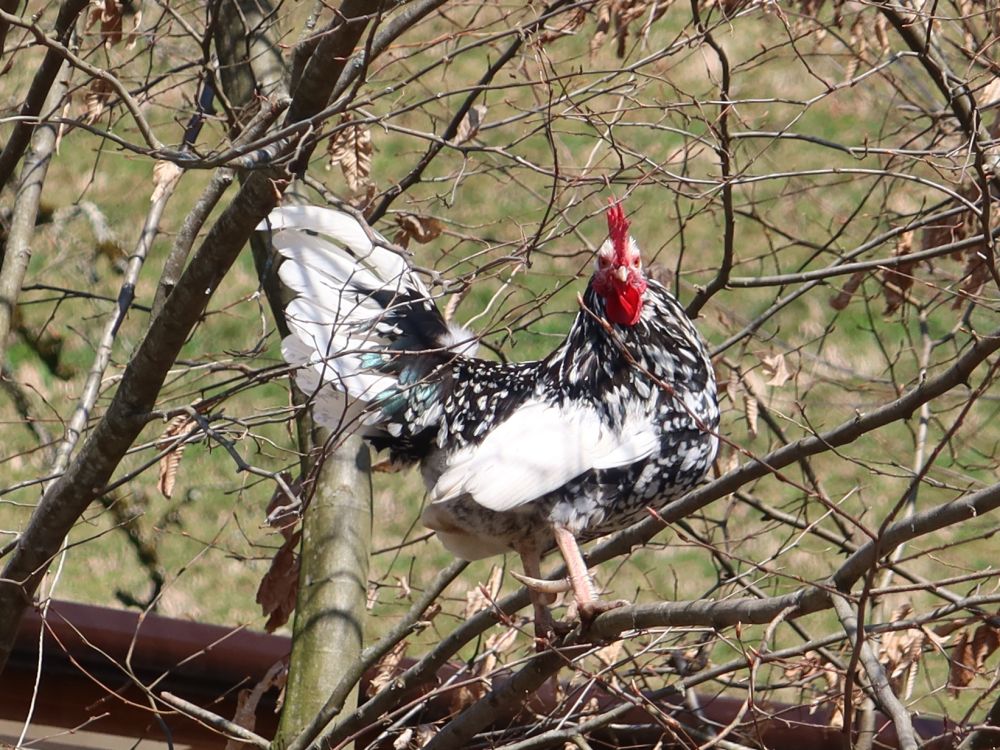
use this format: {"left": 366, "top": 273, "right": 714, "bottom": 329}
{"left": 50, "top": 169, "right": 178, "bottom": 475}
{"left": 0, "top": 7, "right": 172, "bottom": 157}
{"left": 831, "top": 594, "right": 919, "bottom": 750}
{"left": 158, "top": 691, "right": 270, "bottom": 748}
{"left": 0, "top": 0, "right": 88, "bottom": 191}
{"left": 686, "top": 0, "right": 734, "bottom": 318}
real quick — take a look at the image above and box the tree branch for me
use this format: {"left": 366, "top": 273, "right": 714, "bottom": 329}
{"left": 0, "top": 0, "right": 87, "bottom": 192}
{"left": 590, "top": 476, "right": 1000, "bottom": 638}
{"left": 0, "top": 53, "right": 69, "bottom": 365}
{"left": 831, "top": 593, "right": 919, "bottom": 750}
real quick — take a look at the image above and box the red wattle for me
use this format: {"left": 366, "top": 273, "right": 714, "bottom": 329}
{"left": 606, "top": 283, "right": 644, "bottom": 326}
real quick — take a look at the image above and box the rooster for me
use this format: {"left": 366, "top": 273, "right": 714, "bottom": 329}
{"left": 262, "top": 201, "right": 719, "bottom": 635}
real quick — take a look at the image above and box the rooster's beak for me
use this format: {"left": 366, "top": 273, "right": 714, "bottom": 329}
{"left": 614, "top": 265, "right": 629, "bottom": 283}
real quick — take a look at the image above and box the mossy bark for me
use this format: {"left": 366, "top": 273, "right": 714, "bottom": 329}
{"left": 274, "top": 431, "right": 372, "bottom": 748}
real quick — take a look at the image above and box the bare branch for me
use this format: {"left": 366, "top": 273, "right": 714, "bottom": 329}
{"left": 0, "top": 0, "right": 88, "bottom": 191}
{"left": 0, "top": 54, "right": 69, "bottom": 365}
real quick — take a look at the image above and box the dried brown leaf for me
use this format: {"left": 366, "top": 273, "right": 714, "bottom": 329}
{"left": 844, "top": 16, "right": 866, "bottom": 82}
{"left": 537, "top": 7, "right": 587, "bottom": 46}
{"left": 931, "top": 618, "right": 970, "bottom": 640}
{"left": 351, "top": 182, "right": 378, "bottom": 213}
{"left": 126, "top": 7, "right": 142, "bottom": 48}
{"left": 880, "top": 603, "right": 914, "bottom": 665}
{"left": 371, "top": 639, "right": 408, "bottom": 693}
{"left": 452, "top": 104, "right": 487, "bottom": 145}
{"left": 590, "top": 0, "right": 612, "bottom": 57}
{"left": 881, "top": 230, "right": 916, "bottom": 314}
{"left": 485, "top": 625, "right": 518, "bottom": 655}
{"left": 760, "top": 352, "right": 790, "bottom": 388}
{"left": 743, "top": 392, "right": 758, "bottom": 439}
{"left": 955, "top": 247, "right": 991, "bottom": 308}
{"left": 784, "top": 651, "right": 824, "bottom": 682}
{"left": 594, "top": 639, "right": 623, "bottom": 670}
{"left": 157, "top": 449, "right": 183, "bottom": 500}
{"left": 921, "top": 215, "right": 966, "bottom": 259}
{"left": 54, "top": 97, "right": 72, "bottom": 154}
{"left": 87, "top": 2, "right": 102, "bottom": 30}
{"left": 395, "top": 574, "right": 412, "bottom": 600}
{"left": 613, "top": 0, "right": 656, "bottom": 57}
{"left": 84, "top": 78, "right": 114, "bottom": 125}
{"left": 449, "top": 682, "right": 483, "bottom": 714}
{"left": 88, "top": 0, "right": 123, "bottom": 46}
{"left": 945, "top": 621, "right": 998, "bottom": 695}
{"left": 829, "top": 269, "right": 866, "bottom": 310}
{"left": 256, "top": 531, "right": 300, "bottom": 633}
{"left": 714, "top": 444, "right": 739, "bottom": 477}
{"left": 224, "top": 661, "right": 287, "bottom": 750}
{"left": 478, "top": 625, "right": 518, "bottom": 679}
{"left": 156, "top": 415, "right": 197, "bottom": 499}
{"left": 972, "top": 622, "right": 1000, "bottom": 666}
{"left": 879, "top": 603, "right": 926, "bottom": 696}
{"left": 101, "top": 0, "right": 123, "bottom": 46}
{"left": 679, "top": 643, "right": 710, "bottom": 674}
{"left": 327, "top": 118, "right": 373, "bottom": 193}
{"left": 739, "top": 370, "right": 764, "bottom": 438}
{"left": 393, "top": 728, "right": 414, "bottom": 750}
{"left": 828, "top": 696, "right": 845, "bottom": 729}
{"left": 874, "top": 12, "right": 890, "bottom": 55}
{"left": 949, "top": 628, "right": 976, "bottom": 693}
{"left": 264, "top": 473, "right": 302, "bottom": 541}
{"left": 725, "top": 366, "right": 742, "bottom": 404}
{"left": 394, "top": 213, "right": 443, "bottom": 249}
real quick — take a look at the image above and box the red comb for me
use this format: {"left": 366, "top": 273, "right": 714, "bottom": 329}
{"left": 606, "top": 199, "right": 630, "bottom": 260}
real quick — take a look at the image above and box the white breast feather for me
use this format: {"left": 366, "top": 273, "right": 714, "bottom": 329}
{"left": 429, "top": 399, "right": 658, "bottom": 511}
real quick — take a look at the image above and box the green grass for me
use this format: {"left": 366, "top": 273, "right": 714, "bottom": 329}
{"left": 2, "top": 0, "right": 999, "bottom": 726}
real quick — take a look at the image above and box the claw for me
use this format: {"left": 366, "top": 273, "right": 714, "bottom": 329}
{"left": 510, "top": 569, "right": 573, "bottom": 595}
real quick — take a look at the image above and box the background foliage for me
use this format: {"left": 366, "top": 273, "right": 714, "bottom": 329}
{"left": 2, "top": 0, "right": 1000, "bottom": 747}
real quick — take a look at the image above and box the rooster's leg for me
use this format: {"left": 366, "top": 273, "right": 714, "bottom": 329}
{"left": 552, "top": 523, "right": 596, "bottom": 606}
{"left": 517, "top": 543, "right": 556, "bottom": 641}
{"left": 552, "top": 523, "right": 626, "bottom": 625}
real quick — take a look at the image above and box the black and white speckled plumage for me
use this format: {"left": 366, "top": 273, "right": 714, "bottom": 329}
{"left": 264, "top": 204, "right": 719, "bottom": 565}
{"left": 412, "top": 279, "right": 718, "bottom": 559}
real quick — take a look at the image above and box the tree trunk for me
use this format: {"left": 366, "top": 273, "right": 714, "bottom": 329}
{"left": 275, "top": 432, "right": 372, "bottom": 748}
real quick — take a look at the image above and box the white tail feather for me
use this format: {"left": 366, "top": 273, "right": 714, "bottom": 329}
{"left": 262, "top": 204, "right": 479, "bottom": 425}
{"left": 263, "top": 206, "right": 420, "bottom": 293}
{"left": 275, "top": 231, "right": 390, "bottom": 299}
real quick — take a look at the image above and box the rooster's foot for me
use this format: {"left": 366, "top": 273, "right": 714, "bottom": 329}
{"left": 574, "top": 598, "right": 629, "bottom": 627}
{"left": 579, "top": 598, "right": 629, "bottom": 619}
